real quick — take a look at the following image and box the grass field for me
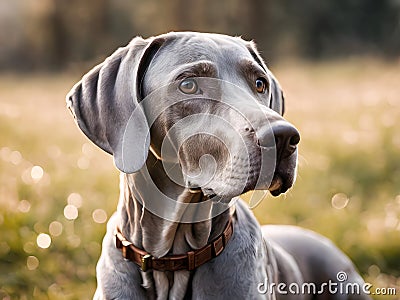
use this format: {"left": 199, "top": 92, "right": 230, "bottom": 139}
{"left": 0, "top": 58, "right": 399, "bottom": 299}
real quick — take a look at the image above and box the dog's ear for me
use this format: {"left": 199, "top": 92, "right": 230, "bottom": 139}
{"left": 267, "top": 72, "right": 285, "bottom": 116}
{"left": 246, "top": 41, "right": 285, "bottom": 116}
{"left": 67, "top": 36, "right": 166, "bottom": 173}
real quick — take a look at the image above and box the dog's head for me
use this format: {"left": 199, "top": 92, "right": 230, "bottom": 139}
{"left": 67, "top": 32, "right": 299, "bottom": 201}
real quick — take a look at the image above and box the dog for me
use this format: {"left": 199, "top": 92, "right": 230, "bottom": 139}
{"left": 67, "top": 32, "right": 371, "bottom": 299}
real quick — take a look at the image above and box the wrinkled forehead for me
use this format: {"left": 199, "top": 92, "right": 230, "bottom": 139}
{"left": 144, "top": 34, "right": 258, "bottom": 89}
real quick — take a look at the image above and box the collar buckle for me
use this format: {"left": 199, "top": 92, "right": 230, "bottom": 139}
{"left": 141, "top": 254, "right": 152, "bottom": 272}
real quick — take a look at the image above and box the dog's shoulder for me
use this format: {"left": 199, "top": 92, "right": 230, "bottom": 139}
{"left": 94, "top": 213, "right": 147, "bottom": 299}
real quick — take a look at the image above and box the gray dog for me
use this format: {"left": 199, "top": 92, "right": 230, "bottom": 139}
{"left": 67, "top": 32, "right": 370, "bottom": 299}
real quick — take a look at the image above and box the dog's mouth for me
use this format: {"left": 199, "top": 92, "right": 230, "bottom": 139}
{"left": 257, "top": 160, "right": 297, "bottom": 197}
{"left": 189, "top": 186, "right": 217, "bottom": 200}
{"left": 188, "top": 186, "right": 229, "bottom": 203}
{"left": 268, "top": 175, "right": 284, "bottom": 197}
{"left": 201, "top": 187, "right": 218, "bottom": 200}
{"left": 183, "top": 140, "right": 298, "bottom": 200}
{"left": 189, "top": 174, "right": 288, "bottom": 201}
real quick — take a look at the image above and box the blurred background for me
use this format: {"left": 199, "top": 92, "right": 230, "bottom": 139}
{"left": 0, "top": 0, "right": 399, "bottom": 299}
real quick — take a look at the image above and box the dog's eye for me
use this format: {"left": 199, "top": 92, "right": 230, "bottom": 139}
{"left": 255, "top": 78, "right": 267, "bottom": 94}
{"left": 179, "top": 78, "right": 198, "bottom": 94}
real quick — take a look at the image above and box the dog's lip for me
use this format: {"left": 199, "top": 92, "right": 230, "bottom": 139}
{"left": 188, "top": 185, "right": 217, "bottom": 197}
{"left": 201, "top": 187, "right": 217, "bottom": 198}
{"left": 188, "top": 186, "right": 202, "bottom": 193}
{"left": 268, "top": 176, "right": 283, "bottom": 196}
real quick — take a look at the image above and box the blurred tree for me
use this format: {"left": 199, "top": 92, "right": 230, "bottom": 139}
{"left": 46, "top": 0, "right": 112, "bottom": 68}
{"left": 277, "top": 0, "right": 400, "bottom": 59}
{"left": 241, "top": 0, "right": 278, "bottom": 62}
{"left": 0, "top": 0, "right": 399, "bottom": 71}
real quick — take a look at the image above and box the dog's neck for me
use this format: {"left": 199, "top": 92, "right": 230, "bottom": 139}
{"left": 116, "top": 152, "right": 231, "bottom": 298}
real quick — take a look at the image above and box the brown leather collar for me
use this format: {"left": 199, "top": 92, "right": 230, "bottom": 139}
{"left": 115, "top": 217, "right": 234, "bottom": 272}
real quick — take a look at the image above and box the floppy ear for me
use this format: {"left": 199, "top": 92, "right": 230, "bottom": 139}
{"left": 246, "top": 41, "right": 285, "bottom": 116}
{"left": 267, "top": 72, "right": 285, "bottom": 116}
{"left": 67, "top": 36, "right": 166, "bottom": 173}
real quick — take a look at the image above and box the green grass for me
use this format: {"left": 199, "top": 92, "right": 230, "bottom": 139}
{"left": 0, "top": 59, "right": 399, "bottom": 299}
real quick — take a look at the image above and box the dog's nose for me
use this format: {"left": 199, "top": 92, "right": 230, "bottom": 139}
{"left": 256, "top": 121, "right": 300, "bottom": 158}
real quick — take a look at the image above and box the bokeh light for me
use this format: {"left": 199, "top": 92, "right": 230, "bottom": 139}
{"left": 92, "top": 209, "right": 107, "bottom": 224}
{"left": 82, "top": 143, "right": 95, "bottom": 157}
{"left": 9, "top": 150, "right": 22, "bottom": 165}
{"left": 17, "top": 200, "right": 31, "bottom": 213}
{"left": 77, "top": 157, "right": 90, "bottom": 169}
{"left": 47, "top": 145, "right": 61, "bottom": 159}
{"left": 36, "top": 233, "right": 51, "bottom": 249}
{"left": 331, "top": 193, "right": 349, "bottom": 209}
{"left": 21, "top": 168, "right": 34, "bottom": 184}
{"left": 0, "top": 242, "right": 10, "bottom": 256}
{"left": 23, "top": 242, "right": 35, "bottom": 254}
{"left": 67, "top": 193, "right": 82, "bottom": 208}
{"left": 384, "top": 212, "right": 398, "bottom": 229}
{"left": 49, "top": 221, "right": 63, "bottom": 236}
{"left": 368, "top": 265, "right": 381, "bottom": 278}
{"left": 26, "top": 256, "right": 39, "bottom": 271}
{"left": 64, "top": 204, "right": 78, "bottom": 220}
{"left": 30, "top": 166, "right": 44, "bottom": 182}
